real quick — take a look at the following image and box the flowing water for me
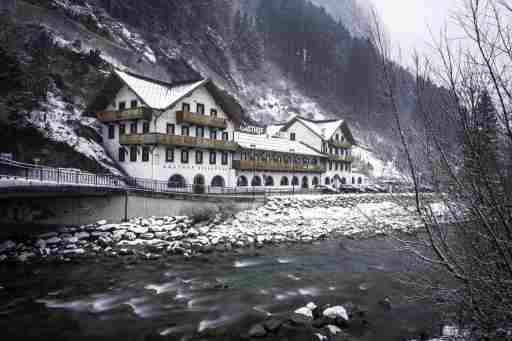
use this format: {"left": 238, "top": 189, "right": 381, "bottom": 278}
{"left": 0, "top": 237, "right": 442, "bottom": 341}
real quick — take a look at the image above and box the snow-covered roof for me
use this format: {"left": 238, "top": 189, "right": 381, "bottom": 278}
{"left": 266, "top": 124, "right": 285, "bottom": 136}
{"left": 115, "top": 70, "right": 207, "bottom": 110}
{"left": 295, "top": 118, "right": 344, "bottom": 140}
{"left": 235, "top": 132, "right": 324, "bottom": 157}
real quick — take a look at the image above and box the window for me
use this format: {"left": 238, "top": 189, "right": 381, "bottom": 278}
{"left": 196, "top": 126, "right": 204, "bottom": 138}
{"left": 182, "top": 102, "right": 190, "bottom": 112}
{"left": 210, "top": 130, "right": 217, "bottom": 140}
{"left": 329, "top": 161, "right": 333, "bottom": 171}
{"left": 222, "top": 132, "right": 229, "bottom": 141}
{"left": 211, "top": 109, "right": 218, "bottom": 117}
{"left": 130, "top": 100, "right": 138, "bottom": 108}
{"left": 166, "top": 148, "right": 174, "bottom": 162}
{"left": 196, "top": 103, "right": 205, "bottom": 114}
{"left": 195, "top": 150, "right": 203, "bottom": 164}
{"left": 119, "top": 124, "right": 125, "bottom": 136}
{"left": 335, "top": 134, "right": 340, "bottom": 141}
{"left": 290, "top": 132, "right": 296, "bottom": 141}
{"left": 166, "top": 123, "right": 175, "bottom": 135}
{"left": 118, "top": 148, "right": 125, "bottom": 162}
{"left": 118, "top": 101, "right": 126, "bottom": 110}
{"left": 130, "top": 146, "right": 137, "bottom": 162}
{"left": 108, "top": 125, "right": 115, "bottom": 139}
{"left": 181, "top": 126, "right": 190, "bottom": 136}
{"left": 221, "top": 152, "right": 228, "bottom": 165}
{"left": 142, "top": 147, "right": 150, "bottom": 162}
{"left": 209, "top": 151, "right": 216, "bottom": 165}
{"left": 130, "top": 122, "right": 137, "bottom": 134}
{"left": 181, "top": 150, "right": 189, "bottom": 164}
{"left": 335, "top": 162, "right": 339, "bottom": 171}
{"left": 142, "top": 122, "right": 150, "bottom": 134}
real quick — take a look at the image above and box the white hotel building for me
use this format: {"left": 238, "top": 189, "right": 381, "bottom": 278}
{"left": 89, "top": 70, "right": 356, "bottom": 191}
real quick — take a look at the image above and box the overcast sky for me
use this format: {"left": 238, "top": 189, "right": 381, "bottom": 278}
{"left": 368, "top": 0, "right": 460, "bottom": 63}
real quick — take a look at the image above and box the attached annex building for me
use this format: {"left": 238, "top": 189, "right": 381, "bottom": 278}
{"left": 90, "top": 70, "right": 356, "bottom": 191}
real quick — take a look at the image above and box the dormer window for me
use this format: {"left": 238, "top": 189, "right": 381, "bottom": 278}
{"left": 335, "top": 134, "right": 339, "bottom": 141}
{"left": 118, "top": 101, "right": 126, "bottom": 110}
{"left": 290, "top": 133, "right": 296, "bottom": 141}
{"left": 182, "top": 103, "right": 190, "bottom": 112}
{"left": 130, "top": 100, "right": 138, "bottom": 108}
{"left": 196, "top": 103, "right": 205, "bottom": 114}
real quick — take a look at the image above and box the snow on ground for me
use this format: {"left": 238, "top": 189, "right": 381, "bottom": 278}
{"left": 25, "top": 91, "right": 121, "bottom": 175}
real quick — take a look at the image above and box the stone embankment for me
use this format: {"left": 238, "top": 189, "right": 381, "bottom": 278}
{"left": 0, "top": 193, "right": 432, "bottom": 263}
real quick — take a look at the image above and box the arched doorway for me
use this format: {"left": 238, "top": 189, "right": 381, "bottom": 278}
{"left": 325, "top": 177, "right": 330, "bottom": 185}
{"left": 292, "top": 176, "right": 299, "bottom": 186}
{"left": 237, "top": 176, "right": 248, "bottom": 187}
{"left": 211, "top": 175, "right": 225, "bottom": 187}
{"left": 358, "top": 177, "right": 362, "bottom": 185}
{"left": 251, "top": 175, "right": 262, "bottom": 187}
{"left": 302, "top": 176, "right": 309, "bottom": 189}
{"left": 193, "top": 174, "right": 206, "bottom": 194}
{"left": 352, "top": 177, "right": 355, "bottom": 184}
{"left": 312, "top": 177, "right": 319, "bottom": 186}
{"left": 265, "top": 176, "right": 274, "bottom": 187}
{"left": 280, "top": 176, "right": 289, "bottom": 186}
{"left": 333, "top": 175, "right": 341, "bottom": 188}
{"left": 341, "top": 177, "right": 346, "bottom": 185}
{"left": 168, "top": 174, "right": 186, "bottom": 189}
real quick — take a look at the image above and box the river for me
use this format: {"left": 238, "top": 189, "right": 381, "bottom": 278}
{"left": 0, "top": 237, "right": 442, "bottom": 341}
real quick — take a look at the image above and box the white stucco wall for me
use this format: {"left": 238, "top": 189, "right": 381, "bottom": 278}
{"left": 285, "top": 121, "right": 323, "bottom": 151}
{"left": 234, "top": 171, "right": 323, "bottom": 189}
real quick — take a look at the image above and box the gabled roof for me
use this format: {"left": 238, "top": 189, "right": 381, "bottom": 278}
{"left": 281, "top": 116, "right": 356, "bottom": 144}
{"left": 115, "top": 70, "right": 207, "bottom": 110}
{"left": 86, "top": 69, "right": 242, "bottom": 125}
{"left": 234, "top": 132, "right": 324, "bottom": 157}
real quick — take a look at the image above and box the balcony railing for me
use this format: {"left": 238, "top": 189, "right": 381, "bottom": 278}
{"left": 97, "top": 107, "right": 153, "bottom": 123}
{"left": 119, "top": 133, "right": 239, "bottom": 151}
{"left": 328, "top": 155, "right": 354, "bottom": 163}
{"left": 330, "top": 140, "right": 352, "bottom": 149}
{"left": 176, "top": 111, "right": 227, "bottom": 129}
{"left": 233, "top": 160, "right": 326, "bottom": 173}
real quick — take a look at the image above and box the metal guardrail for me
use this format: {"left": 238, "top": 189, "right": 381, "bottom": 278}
{"left": 0, "top": 158, "right": 323, "bottom": 197}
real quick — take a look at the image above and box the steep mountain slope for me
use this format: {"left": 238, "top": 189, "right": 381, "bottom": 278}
{"left": 1, "top": 0, "right": 410, "bottom": 177}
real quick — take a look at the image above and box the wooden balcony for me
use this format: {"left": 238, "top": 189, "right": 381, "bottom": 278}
{"left": 119, "top": 133, "right": 239, "bottom": 151}
{"left": 233, "top": 160, "right": 326, "bottom": 173}
{"left": 96, "top": 107, "right": 153, "bottom": 123}
{"left": 330, "top": 140, "right": 352, "bottom": 149}
{"left": 176, "top": 111, "right": 227, "bottom": 129}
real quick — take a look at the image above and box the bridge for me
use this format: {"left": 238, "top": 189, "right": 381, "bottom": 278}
{"left": 0, "top": 158, "right": 315, "bottom": 227}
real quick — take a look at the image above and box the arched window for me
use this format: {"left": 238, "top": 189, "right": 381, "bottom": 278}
{"left": 168, "top": 174, "right": 186, "bottom": 188}
{"left": 193, "top": 174, "right": 206, "bottom": 194}
{"left": 358, "top": 177, "right": 362, "bottom": 185}
{"left": 352, "top": 177, "right": 355, "bottom": 184}
{"left": 292, "top": 176, "right": 299, "bottom": 186}
{"left": 280, "top": 176, "right": 289, "bottom": 186}
{"left": 237, "top": 176, "right": 248, "bottom": 187}
{"left": 325, "top": 177, "right": 330, "bottom": 185}
{"left": 265, "top": 176, "right": 274, "bottom": 186}
{"left": 312, "top": 177, "right": 319, "bottom": 186}
{"left": 333, "top": 175, "right": 341, "bottom": 185}
{"left": 302, "top": 176, "right": 309, "bottom": 188}
{"left": 211, "top": 175, "right": 225, "bottom": 187}
{"left": 341, "top": 177, "right": 346, "bottom": 185}
{"left": 251, "top": 175, "right": 262, "bottom": 187}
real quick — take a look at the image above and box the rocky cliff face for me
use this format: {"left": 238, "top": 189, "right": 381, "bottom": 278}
{"left": 1, "top": 0, "right": 406, "bottom": 176}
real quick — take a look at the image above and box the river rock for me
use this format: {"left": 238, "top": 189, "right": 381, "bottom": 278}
{"left": 140, "top": 233, "right": 155, "bottom": 240}
{"left": 325, "top": 325, "right": 342, "bottom": 336}
{"left": 323, "top": 306, "right": 349, "bottom": 321}
{"left": 75, "top": 232, "right": 90, "bottom": 240}
{"left": 35, "top": 239, "right": 46, "bottom": 249}
{"left": 378, "top": 297, "right": 392, "bottom": 310}
{"left": 313, "top": 333, "right": 328, "bottom": 341}
{"left": 17, "top": 251, "right": 35, "bottom": 262}
{"left": 96, "top": 220, "right": 107, "bottom": 225}
{"left": 45, "top": 237, "right": 61, "bottom": 245}
{"left": 98, "top": 235, "right": 113, "bottom": 247}
{"left": 248, "top": 324, "right": 267, "bottom": 338}
{"left": 263, "top": 317, "right": 284, "bottom": 332}
{"left": 290, "top": 313, "right": 312, "bottom": 325}
{"left": 295, "top": 306, "right": 314, "bottom": 318}
{"left": 128, "top": 226, "right": 149, "bottom": 235}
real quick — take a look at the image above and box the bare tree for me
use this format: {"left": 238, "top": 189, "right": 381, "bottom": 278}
{"left": 370, "top": 0, "right": 512, "bottom": 336}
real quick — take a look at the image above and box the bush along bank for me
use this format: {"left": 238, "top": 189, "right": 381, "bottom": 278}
{"left": 0, "top": 193, "right": 433, "bottom": 263}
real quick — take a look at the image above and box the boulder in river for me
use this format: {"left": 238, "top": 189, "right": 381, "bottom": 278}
{"left": 263, "top": 316, "right": 284, "bottom": 332}
{"left": 323, "top": 306, "right": 349, "bottom": 321}
{"left": 248, "top": 324, "right": 267, "bottom": 338}
{"left": 290, "top": 312, "right": 312, "bottom": 326}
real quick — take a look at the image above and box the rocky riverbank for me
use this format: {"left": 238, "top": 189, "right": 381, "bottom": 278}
{"left": 0, "top": 193, "right": 432, "bottom": 263}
